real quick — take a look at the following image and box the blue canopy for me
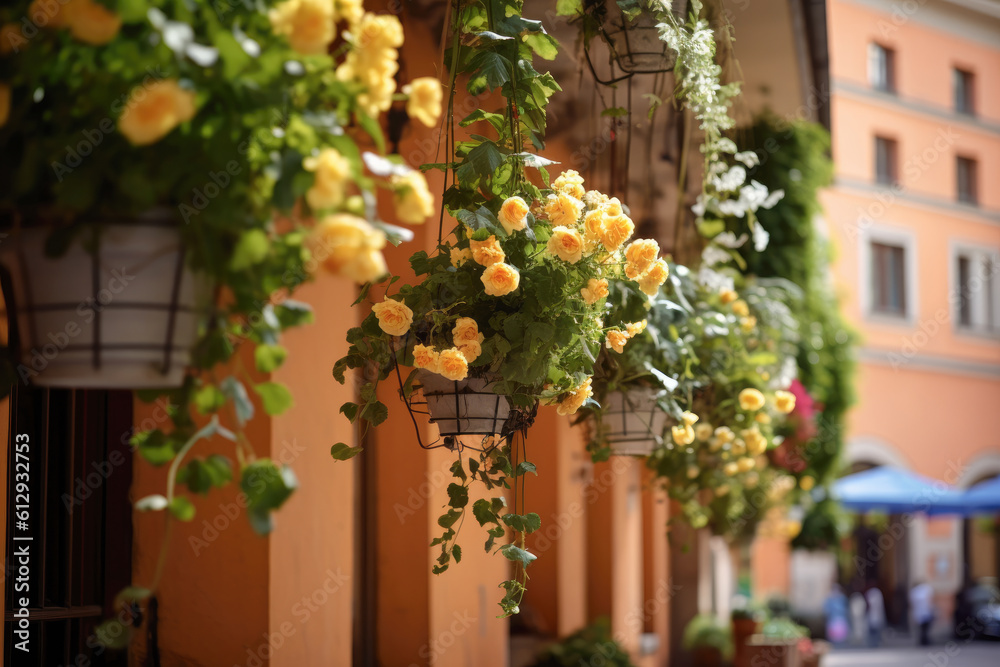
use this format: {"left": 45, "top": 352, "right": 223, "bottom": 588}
{"left": 960, "top": 475, "right": 1000, "bottom": 515}
{"left": 833, "top": 466, "right": 966, "bottom": 515}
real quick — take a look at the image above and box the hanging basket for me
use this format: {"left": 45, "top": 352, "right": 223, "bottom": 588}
{"left": 583, "top": 0, "right": 688, "bottom": 84}
{"left": 600, "top": 387, "right": 668, "bottom": 457}
{"left": 0, "top": 218, "right": 206, "bottom": 389}
{"left": 417, "top": 371, "right": 512, "bottom": 438}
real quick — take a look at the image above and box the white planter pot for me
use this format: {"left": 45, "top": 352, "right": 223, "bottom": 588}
{"left": 601, "top": 387, "right": 668, "bottom": 456}
{"left": 0, "top": 222, "right": 206, "bottom": 388}
{"left": 417, "top": 371, "right": 511, "bottom": 437}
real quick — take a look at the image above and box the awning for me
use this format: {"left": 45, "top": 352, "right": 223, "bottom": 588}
{"left": 832, "top": 466, "right": 966, "bottom": 515}
{"left": 961, "top": 475, "right": 1000, "bottom": 515}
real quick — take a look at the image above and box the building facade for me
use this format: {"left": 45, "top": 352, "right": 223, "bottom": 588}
{"left": 822, "top": 0, "right": 1000, "bottom": 628}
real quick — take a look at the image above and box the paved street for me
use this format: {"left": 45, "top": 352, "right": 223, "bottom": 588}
{"left": 827, "top": 642, "right": 1000, "bottom": 667}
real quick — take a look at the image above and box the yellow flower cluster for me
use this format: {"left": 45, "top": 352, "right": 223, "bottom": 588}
{"left": 470, "top": 235, "right": 505, "bottom": 267}
{"left": 269, "top": 0, "right": 337, "bottom": 55}
{"left": 556, "top": 377, "right": 593, "bottom": 416}
{"left": 308, "top": 213, "right": 388, "bottom": 283}
{"left": 118, "top": 79, "right": 197, "bottom": 146}
{"left": 390, "top": 171, "right": 434, "bottom": 224}
{"left": 304, "top": 148, "right": 351, "bottom": 210}
{"left": 414, "top": 345, "right": 470, "bottom": 381}
{"left": 580, "top": 278, "right": 609, "bottom": 305}
{"left": 336, "top": 12, "right": 404, "bottom": 117}
{"left": 372, "top": 298, "right": 413, "bottom": 337}
{"left": 403, "top": 77, "right": 442, "bottom": 128}
{"left": 604, "top": 320, "right": 646, "bottom": 353}
{"left": 452, "top": 317, "right": 485, "bottom": 362}
{"left": 741, "top": 427, "right": 768, "bottom": 456}
{"left": 738, "top": 388, "right": 765, "bottom": 411}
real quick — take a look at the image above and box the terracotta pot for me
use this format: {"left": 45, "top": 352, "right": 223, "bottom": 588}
{"left": 732, "top": 617, "right": 761, "bottom": 667}
{"left": 600, "top": 387, "right": 668, "bottom": 456}
{"left": 417, "top": 371, "right": 511, "bottom": 436}
{"left": 0, "top": 220, "right": 206, "bottom": 388}
{"left": 744, "top": 636, "right": 801, "bottom": 667}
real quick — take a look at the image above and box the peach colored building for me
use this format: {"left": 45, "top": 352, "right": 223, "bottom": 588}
{"left": 821, "top": 0, "right": 1000, "bottom": 629}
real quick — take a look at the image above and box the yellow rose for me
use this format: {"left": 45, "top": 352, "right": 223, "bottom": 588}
{"left": 624, "top": 239, "right": 659, "bottom": 279}
{"left": 580, "top": 278, "right": 609, "bottom": 305}
{"left": 335, "top": 0, "right": 364, "bottom": 25}
{"left": 391, "top": 171, "right": 434, "bottom": 224}
{"left": 498, "top": 196, "right": 530, "bottom": 235}
{"left": 720, "top": 289, "right": 738, "bottom": 304}
{"left": 118, "top": 79, "right": 196, "bottom": 146}
{"left": 481, "top": 263, "right": 519, "bottom": 296}
{"left": 604, "top": 198, "right": 624, "bottom": 217}
{"left": 681, "top": 411, "right": 699, "bottom": 426}
{"left": 65, "top": 0, "right": 121, "bottom": 45}
{"left": 269, "top": 0, "right": 335, "bottom": 55}
{"left": 625, "top": 320, "right": 647, "bottom": 338}
{"left": 714, "top": 426, "right": 735, "bottom": 443}
{"left": 437, "top": 348, "right": 469, "bottom": 381}
{"left": 799, "top": 475, "right": 815, "bottom": 491}
{"left": 732, "top": 299, "right": 749, "bottom": 317}
{"left": 457, "top": 339, "right": 482, "bottom": 362}
{"left": 303, "top": 148, "right": 351, "bottom": 211}
{"left": 755, "top": 413, "right": 772, "bottom": 425}
{"left": 672, "top": 425, "right": 695, "bottom": 446}
{"left": 470, "top": 235, "right": 505, "bottom": 267}
{"left": 309, "top": 214, "right": 387, "bottom": 282}
{"left": 354, "top": 12, "right": 404, "bottom": 50}
{"left": 583, "top": 190, "right": 609, "bottom": 208}
{"left": 450, "top": 246, "right": 472, "bottom": 267}
{"left": 723, "top": 462, "right": 739, "bottom": 477}
{"left": 695, "top": 423, "right": 714, "bottom": 441}
{"left": 582, "top": 209, "right": 605, "bottom": 240}
{"left": 738, "top": 457, "right": 756, "bottom": 473}
{"left": 28, "top": 0, "right": 71, "bottom": 29}
{"left": 556, "top": 377, "right": 593, "bottom": 416}
{"left": 637, "top": 258, "right": 670, "bottom": 297}
{"left": 600, "top": 214, "right": 633, "bottom": 251}
{"left": 452, "top": 317, "right": 483, "bottom": 344}
{"left": 371, "top": 298, "right": 413, "bottom": 337}
{"left": 0, "top": 83, "right": 9, "bottom": 127}
{"left": 605, "top": 329, "right": 628, "bottom": 353}
{"left": 547, "top": 226, "right": 584, "bottom": 264}
{"left": 774, "top": 390, "right": 796, "bottom": 414}
{"left": 738, "top": 388, "right": 766, "bottom": 411}
{"left": 413, "top": 344, "right": 440, "bottom": 372}
{"left": 740, "top": 316, "right": 757, "bottom": 332}
{"left": 403, "top": 77, "right": 442, "bottom": 128}
{"left": 544, "top": 192, "right": 583, "bottom": 227}
{"left": 552, "top": 170, "right": 585, "bottom": 200}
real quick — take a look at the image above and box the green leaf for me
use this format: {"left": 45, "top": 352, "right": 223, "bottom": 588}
{"left": 438, "top": 509, "right": 462, "bottom": 529}
{"left": 601, "top": 106, "right": 629, "bottom": 118}
{"left": 193, "top": 384, "right": 226, "bottom": 414}
{"left": 556, "top": 0, "right": 583, "bottom": 15}
{"left": 254, "top": 382, "right": 294, "bottom": 415}
{"left": 274, "top": 300, "right": 315, "bottom": 328}
{"left": 168, "top": 496, "right": 196, "bottom": 522}
{"left": 339, "top": 402, "right": 359, "bottom": 422}
{"left": 499, "top": 544, "right": 537, "bottom": 567}
{"left": 516, "top": 461, "right": 537, "bottom": 477}
{"left": 213, "top": 29, "right": 251, "bottom": 78}
{"left": 450, "top": 458, "right": 467, "bottom": 482}
{"left": 472, "top": 498, "right": 495, "bottom": 526}
{"left": 523, "top": 32, "right": 559, "bottom": 60}
{"left": 468, "top": 51, "right": 512, "bottom": 95}
{"left": 135, "top": 494, "right": 168, "bottom": 512}
{"left": 330, "top": 443, "right": 363, "bottom": 460}
{"left": 254, "top": 344, "right": 288, "bottom": 373}
{"left": 452, "top": 544, "right": 463, "bottom": 563}
{"left": 220, "top": 377, "right": 255, "bottom": 425}
{"left": 229, "top": 230, "right": 270, "bottom": 271}
{"left": 241, "top": 460, "right": 298, "bottom": 534}
{"left": 447, "top": 483, "right": 469, "bottom": 509}
{"left": 456, "top": 142, "right": 507, "bottom": 183}
{"left": 131, "top": 430, "right": 175, "bottom": 466}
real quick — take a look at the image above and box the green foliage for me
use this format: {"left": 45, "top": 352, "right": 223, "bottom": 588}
{"left": 682, "top": 614, "right": 733, "bottom": 657}
{"left": 529, "top": 618, "right": 636, "bottom": 667}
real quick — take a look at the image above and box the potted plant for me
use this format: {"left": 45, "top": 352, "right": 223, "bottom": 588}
{"left": 528, "top": 617, "right": 636, "bottom": 667}
{"left": 683, "top": 614, "right": 733, "bottom": 667}
{"left": 330, "top": 0, "right": 669, "bottom": 615}
{"left": 0, "top": 0, "right": 434, "bottom": 650}
{"left": 746, "top": 617, "right": 810, "bottom": 667}
{"left": 732, "top": 602, "right": 765, "bottom": 667}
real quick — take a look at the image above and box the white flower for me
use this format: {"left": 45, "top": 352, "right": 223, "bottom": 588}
{"left": 691, "top": 195, "right": 707, "bottom": 217}
{"left": 714, "top": 232, "right": 748, "bottom": 248}
{"left": 752, "top": 221, "right": 770, "bottom": 252}
{"left": 717, "top": 138, "right": 738, "bottom": 154}
{"left": 715, "top": 165, "right": 746, "bottom": 192}
{"left": 702, "top": 245, "right": 731, "bottom": 266}
{"left": 735, "top": 150, "right": 760, "bottom": 167}
{"left": 762, "top": 188, "right": 785, "bottom": 209}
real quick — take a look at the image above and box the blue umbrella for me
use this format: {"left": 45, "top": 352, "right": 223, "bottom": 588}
{"left": 960, "top": 475, "right": 1000, "bottom": 515}
{"left": 832, "top": 466, "right": 966, "bottom": 515}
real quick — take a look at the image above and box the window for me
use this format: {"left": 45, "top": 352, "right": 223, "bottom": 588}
{"left": 868, "top": 43, "right": 896, "bottom": 93}
{"left": 871, "top": 242, "right": 907, "bottom": 317}
{"left": 875, "top": 136, "right": 898, "bottom": 186}
{"left": 957, "top": 156, "right": 978, "bottom": 205}
{"left": 953, "top": 68, "right": 975, "bottom": 115}
{"left": 954, "top": 247, "right": 1000, "bottom": 334}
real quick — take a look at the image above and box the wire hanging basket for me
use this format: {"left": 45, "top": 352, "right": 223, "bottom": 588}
{"left": 417, "top": 371, "right": 512, "bottom": 438}
{"left": 583, "top": 0, "right": 688, "bottom": 85}
{"left": 599, "top": 386, "right": 669, "bottom": 456}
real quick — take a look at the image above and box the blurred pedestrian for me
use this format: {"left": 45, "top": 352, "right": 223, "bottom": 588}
{"left": 850, "top": 590, "right": 868, "bottom": 645}
{"left": 910, "top": 580, "right": 935, "bottom": 646}
{"left": 823, "top": 584, "right": 849, "bottom": 645}
{"left": 865, "top": 581, "right": 886, "bottom": 647}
